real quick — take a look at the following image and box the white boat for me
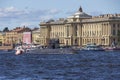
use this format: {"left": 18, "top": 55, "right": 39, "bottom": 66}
{"left": 82, "top": 43, "right": 104, "bottom": 51}
{"left": 15, "top": 46, "right": 24, "bottom": 55}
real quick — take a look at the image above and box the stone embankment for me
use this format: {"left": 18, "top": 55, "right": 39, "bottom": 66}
{"left": 0, "top": 44, "right": 13, "bottom": 50}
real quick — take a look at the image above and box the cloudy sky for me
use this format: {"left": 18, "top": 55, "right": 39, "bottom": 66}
{"left": 0, "top": 0, "right": 120, "bottom": 30}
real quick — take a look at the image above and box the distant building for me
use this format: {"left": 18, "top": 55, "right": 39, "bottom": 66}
{"left": 32, "top": 28, "right": 40, "bottom": 44}
{"left": 0, "top": 32, "right": 5, "bottom": 45}
{"left": 5, "top": 26, "right": 31, "bottom": 44}
{"left": 23, "top": 32, "right": 32, "bottom": 44}
{"left": 38, "top": 7, "right": 120, "bottom": 47}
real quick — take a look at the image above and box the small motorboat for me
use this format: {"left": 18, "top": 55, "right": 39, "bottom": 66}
{"left": 15, "top": 46, "right": 24, "bottom": 55}
{"left": 15, "top": 50, "right": 23, "bottom": 55}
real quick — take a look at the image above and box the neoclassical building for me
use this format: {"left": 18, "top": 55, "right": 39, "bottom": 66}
{"left": 39, "top": 7, "right": 120, "bottom": 47}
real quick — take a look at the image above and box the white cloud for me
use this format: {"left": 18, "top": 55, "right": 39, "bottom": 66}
{"left": 89, "top": 11, "right": 103, "bottom": 16}
{"left": 0, "top": 7, "right": 60, "bottom": 19}
{"left": 49, "top": 9, "right": 60, "bottom": 14}
{"left": 0, "top": 6, "right": 28, "bottom": 18}
{"left": 0, "top": 12, "right": 7, "bottom": 17}
{"left": 0, "top": 6, "right": 61, "bottom": 29}
{"left": 4, "top": 6, "right": 17, "bottom": 12}
{"left": 20, "top": 22, "right": 31, "bottom": 27}
{"left": 66, "top": 11, "right": 75, "bottom": 15}
{"left": 40, "top": 15, "right": 53, "bottom": 21}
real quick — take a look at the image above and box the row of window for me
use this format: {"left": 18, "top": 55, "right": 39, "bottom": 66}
{"left": 83, "top": 23, "right": 120, "bottom": 29}
{"left": 82, "top": 39, "right": 108, "bottom": 45}
{"left": 112, "top": 30, "right": 120, "bottom": 35}
{"left": 113, "top": 24, "right": 120, "bottom": 28}
{"left": 50, "top": 32, "right": 65, "bottom": 37}
{"left": 51, "top": 26, "right": 64, "bottom": 31}
{"left": 39, "top": 40, "right": 45, "bottom": 45}
{"left": 82, "top": 31, "right": 102, "bottom": 37}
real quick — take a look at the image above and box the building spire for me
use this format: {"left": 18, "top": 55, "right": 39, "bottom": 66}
{"left": 79, "top": 6, "right": 83, "bottom": 12}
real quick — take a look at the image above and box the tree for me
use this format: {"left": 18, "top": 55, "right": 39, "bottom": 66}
{"left": 3, "top": 27, "right": 9, "bottom": 32}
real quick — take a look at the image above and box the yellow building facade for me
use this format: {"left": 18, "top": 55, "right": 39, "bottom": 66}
{"left": 0, "top": 32, "right": 4, "bottom": 45}
{"left": 5, "top": 31, "right": 18, "bottom": 44}
{"left": 5, "top": 27, "right": 31, "bottom": 44}
{"left": 39, "top": 7, "right": 120, "bottom": 47}
{"left": 32, "top": 29, "right": 41, "bottom": 44}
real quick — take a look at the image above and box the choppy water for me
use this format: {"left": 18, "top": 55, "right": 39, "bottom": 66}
{"left": 0, "top": 51, "right": 120, "bottom": 80}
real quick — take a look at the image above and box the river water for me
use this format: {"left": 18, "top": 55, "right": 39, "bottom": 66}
{"left": 0, "top": 51, "right": 120, "bottom": 80}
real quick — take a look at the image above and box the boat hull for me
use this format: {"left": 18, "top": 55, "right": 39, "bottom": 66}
{"left": 25, "top": 48, "right": 78, "bottom": 54}
{"left": 81, "top": 48, "right": 104, "bottom": 51}
{"left": 105, "top": 47, "right": 120, "bottom": 51}
{"left": 81, "top": 43, "right": 104, "bottom": 51}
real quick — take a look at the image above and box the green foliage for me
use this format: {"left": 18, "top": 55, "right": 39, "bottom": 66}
{"left": 3, "top": 27, "right": 9, "bottom": 32}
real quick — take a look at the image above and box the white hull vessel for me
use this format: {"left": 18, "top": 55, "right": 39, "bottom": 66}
{"left": 82, "top": 43, "right": 104, "bottom": 51}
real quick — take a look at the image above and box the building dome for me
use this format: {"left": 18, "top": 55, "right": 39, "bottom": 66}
{"left": 68, "top": 6, "right": 92, "bottom": 19}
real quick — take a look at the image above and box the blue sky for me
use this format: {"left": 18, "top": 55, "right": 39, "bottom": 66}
{"left": 0, "top": 0, "right": 120, "bottom": 30}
